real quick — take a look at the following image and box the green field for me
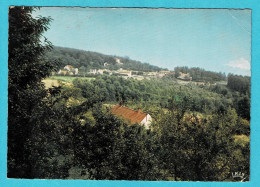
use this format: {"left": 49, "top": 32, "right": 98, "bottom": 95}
{"left": 50, "top": 76, "right": 95, "bottom": 83}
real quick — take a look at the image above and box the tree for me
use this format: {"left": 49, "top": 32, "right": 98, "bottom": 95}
{"left": 237, "top": 95, "right": 251, "bottom": 120}
{"left": 8, "top": 6, "right": 57, "bottom": 178}
{"left": 156, "top": 99, "right": 245, "bottom": 181}
{"left": 227, "top": 74, "right": 251, "bottom": 94}
{"left": 71, "top": 105, "right": 161, "bottom": 180}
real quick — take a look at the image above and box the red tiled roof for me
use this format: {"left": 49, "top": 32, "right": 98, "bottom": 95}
{"left": 111, "top": 105, "right": 147, "bottom": 124}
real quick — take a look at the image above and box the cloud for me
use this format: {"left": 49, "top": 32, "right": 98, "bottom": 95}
{"left": 226, "top": 58, "right": 251, "bottom": 70}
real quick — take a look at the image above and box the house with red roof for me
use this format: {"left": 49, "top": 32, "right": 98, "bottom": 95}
{"left": 111, "top": 105, "right": 152, "bottom": 129}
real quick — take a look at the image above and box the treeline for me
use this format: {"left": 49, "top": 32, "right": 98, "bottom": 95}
{"left": 227, "top": 74, "right": 251, "bottom": 95}
{"left": 45, "top": 46, "right": 164, "bottom": 72}
{"left": 73, "top": 75, "right": 249, "bottom": 120}
{"left": 174, "top": 66, "right": 226, "bottom": 82}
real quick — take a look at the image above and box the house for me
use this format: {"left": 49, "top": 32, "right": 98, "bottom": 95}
{"left": 115, "top": 57, "right": 123, "bottom": 64}
{"left": 158, "top": 70, "right": 170, "bottom": 77}
{"left": 57, "top": 69, "right": 69, "bottom": 75}
{"left": 147, "top": 72, "right": 158, "bottom": 76}
{"left": 119, "top": 70, "right": 132, "bottom": 77}
{"left": 89, "top": 69, "right": 97, "bottom": 74}
{"left": 111, "top": 105, "right": 152, "bottom": 129}
{"left": 118, "top": 69, "right": 132, "bottom": 77}
{"left": 57, "top": 65, "right": 78, "bottom": 75}
{"left": 74, "top": 68, "right": 79, "bottom": 75}
{"left": 64, "top": 65, "right": 74, "bottom": 71}
{"left": 177, "top": 72, "right": 192, "bottom": 81}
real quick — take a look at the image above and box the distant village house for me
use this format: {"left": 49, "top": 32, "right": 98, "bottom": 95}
{"left": 158, "top": 70, "right": 171, "bottom": 78}
{"left": 115, "top": 58, "right": 123, "bottom": 64}
{"left": 57, "top": 65, "right": 78, "bottom": 75}
{"left": 104, "top": 62, "right": 109, "bottom": 66}
{"left": 89, "top": 69, "right": 111, "bottom": 75}
{"left": 177, "top": 72, "right": 192, "bottom": 81}
{"left": 118, "top": 69, "right": 132, "bottom": 77}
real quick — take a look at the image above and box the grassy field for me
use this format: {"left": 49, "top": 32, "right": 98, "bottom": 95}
{"left": 42, "top": 76, "right": 95, "bottom": 88}
{"left": 42, "top": 79, "right": 60, "bottom": 89}
{"left": 50, "top": 76, "right": 95, "bottom": 83}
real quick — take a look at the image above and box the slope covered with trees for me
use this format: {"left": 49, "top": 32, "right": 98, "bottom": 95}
{"left": 45, "top": 46, "right": 165, "bottom": 72}
{"left": 174, "top": 66, "right": 226, "bottom": 82}
{"left": 227, "top": 74, "right": 251, "bottom": 94}
{"left": 8, "top": 7, "right": 250, "bottom": 181}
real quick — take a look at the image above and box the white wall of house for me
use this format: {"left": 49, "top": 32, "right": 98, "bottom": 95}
{"left": 74, "top": 68, "right": 79, "bottom": 75}
{"left": 89, "top": 69, "right": 97, "bottom": 74}
{"left": 115, "top": 58, "right": 122, "bottom": 64}
{"left": 64, "top": 65, "right": 72, "bottom": 71}
{"left": 140, "top": 114, "right": 152, "bottom": 129}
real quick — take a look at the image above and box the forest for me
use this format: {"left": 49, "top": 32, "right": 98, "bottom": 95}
{"left": 8, "top": 7, "right": 250, "bottom": 181}
{"left": 45, "top": 46, "right": 165, "bottom": 72}
{"left": 174, "top": 66, "right": 227, "bottom": 82}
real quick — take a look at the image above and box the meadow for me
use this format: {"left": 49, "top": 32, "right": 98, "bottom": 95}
{"left": 50, "top": 76, "right": 95, "bottom": 83}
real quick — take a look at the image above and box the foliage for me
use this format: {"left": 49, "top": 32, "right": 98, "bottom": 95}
{"left": 45, "top": 46, "right": 165, "bottom": 72}
{"left": 71, "top": 106, "right": 161, "bottom": 180}
{"left": 155, "top": 106, "right": 249, "bottom": 181}
{"left": 227, "top": 74, "right": 251, "bottom": 95}
{"left": 174, "top": 66, "right": 226, "bottom": 82}
{"left": 8, "top": 6, "right": 57, "bottom": 178}
{"left": 72, "top": 75, "right": 238, "bottom": 116}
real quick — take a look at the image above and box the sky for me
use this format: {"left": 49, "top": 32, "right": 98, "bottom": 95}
{"left": 33, "top": 7, "right": 251, "bottom": 76}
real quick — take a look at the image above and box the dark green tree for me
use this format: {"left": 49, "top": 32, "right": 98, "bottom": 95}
{"left": 8, "top": 6, "right": 57, "bottom": 178}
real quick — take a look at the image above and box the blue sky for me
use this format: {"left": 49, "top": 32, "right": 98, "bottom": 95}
{"left": 33, "top": 7, "right": 251, "bottom": 76}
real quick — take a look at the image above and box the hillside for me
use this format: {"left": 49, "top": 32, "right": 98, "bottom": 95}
{"left": 45, "top": 46, "right": 166, "bottom": 72}
{"left": 174, "top": 66, "right": 227, "bottom": 82}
